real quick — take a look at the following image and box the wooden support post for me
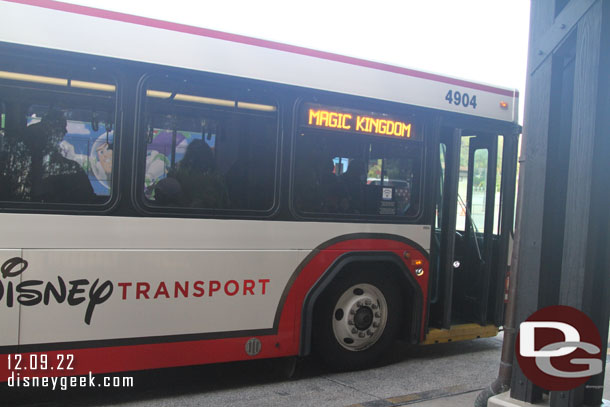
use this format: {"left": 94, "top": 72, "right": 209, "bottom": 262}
{"left": 509, "top": 1, "right": 610, "bottom": 406}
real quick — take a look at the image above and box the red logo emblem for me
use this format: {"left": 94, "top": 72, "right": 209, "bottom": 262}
{"left": 515, "top": 305, "right": 602, "bottom": 391}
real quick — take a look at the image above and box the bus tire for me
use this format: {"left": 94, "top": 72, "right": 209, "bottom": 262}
{"left": 313, "top": 269, "right": 403, "bottom": 370}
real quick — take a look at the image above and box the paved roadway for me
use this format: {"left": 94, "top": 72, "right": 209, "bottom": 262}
{"left": 4, "top": 333, "right": 609, "bottom": 406}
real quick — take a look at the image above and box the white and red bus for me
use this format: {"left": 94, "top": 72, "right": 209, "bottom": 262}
{"left": 0, "top": 0, "right": 520, "bottom": 379}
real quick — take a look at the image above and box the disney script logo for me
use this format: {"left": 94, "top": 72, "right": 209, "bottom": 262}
{"left": 0, "top": 257, "right": 113, "bottom": 325}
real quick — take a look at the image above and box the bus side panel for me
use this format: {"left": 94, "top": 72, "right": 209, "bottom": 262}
{"left": 0, "top": 234, "right": 429, "bottom": 380}
{"left": 0, "top": 250, "right": 21, "bottom": 347}
{"left": 15, "top": 249, "right": 305, "bottom": 345}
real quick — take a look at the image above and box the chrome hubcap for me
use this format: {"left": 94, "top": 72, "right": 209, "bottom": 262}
{"left": 332, "top": 283, "right": 388, "bottom": 351}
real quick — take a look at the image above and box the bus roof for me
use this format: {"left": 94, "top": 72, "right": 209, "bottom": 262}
{"left": 0, "top": 0, "right": 519, "bottom": 123}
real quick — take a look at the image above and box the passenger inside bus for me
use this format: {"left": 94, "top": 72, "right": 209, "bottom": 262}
{"left": 340, "top": 158, "right": 365, "bottom": 214}
{"left": 0, "top": 109, "right": 95, "bottom": 203}
{"left": 24, "top": 110, "right": 95, "bottom": 203}
{"left": 294, "top": 146, "right": 344, "bottom": 213}
{"left": 155, "top": 139, "right": 229, "bottom": 208}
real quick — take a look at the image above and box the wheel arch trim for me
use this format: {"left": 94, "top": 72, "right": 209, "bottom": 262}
{"left": 299, "top": 250, "right": 425, "bottom": 356}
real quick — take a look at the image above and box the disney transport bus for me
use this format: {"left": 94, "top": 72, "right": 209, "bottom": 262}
{"left": 0, "top": 0, "right": 520, "bottom": 380}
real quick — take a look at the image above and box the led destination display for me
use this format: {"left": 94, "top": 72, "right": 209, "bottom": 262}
{"left": 303, "top": 104, "right": 420, "bottom": 141}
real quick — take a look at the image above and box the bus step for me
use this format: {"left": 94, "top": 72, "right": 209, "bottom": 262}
{"left": 422, "top": 323, "right": 498, "bottom": 345}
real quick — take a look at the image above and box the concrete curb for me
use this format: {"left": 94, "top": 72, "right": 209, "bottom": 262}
{"left": 346, "top": 384, "right": 482, "bottom": 407}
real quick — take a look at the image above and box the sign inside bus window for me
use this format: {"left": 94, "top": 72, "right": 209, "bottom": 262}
{"left": 303, "top": 104, "right": 420, "bottom": 141}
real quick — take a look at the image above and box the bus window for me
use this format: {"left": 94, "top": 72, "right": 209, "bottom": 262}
{"left": 0, "top": 102, "right": 5, "bottom": 153}
{"left": 333, "top": 157, "right": 350, "bottom": 175}
{"left": 456, "top": 134, "right": 504, "bottom": 235}
{"left": 0, "top": 67, "right": 116, "bottom": 206}
{"left": 0, "top": 102, "right": 5, "bottom": 136}
{"left": 456, "top": 136, "right": 470, "bottom": 231}
{"left": 436, "top": 142, "right": 447, "bottom": 229}
{"left": 494, "top": 136, "right": 504, "bottom": 234}
{"left": 294, "top": 107, "right": 422, "bottom": 218}
{"left": 140, "top": 76, "right": 278, "bottom": 212}
{"left": 470, "top": 148, "right": 489, "bottom": 231}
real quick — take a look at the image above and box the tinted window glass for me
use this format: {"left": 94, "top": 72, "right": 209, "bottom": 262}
{"left": 0, "top": 67, "right": 116, "bottom": 205}
{"left": 436, "top": 142, "right": 447, "bottom": 229}
{"left": 294, "top": 104, "right": 422, "bottom": 218}
{"left": 140, "top": 76, "right": 278, "bottom": 212}
{"left": 470, "top": 148, "right": 489, "bottom": 230}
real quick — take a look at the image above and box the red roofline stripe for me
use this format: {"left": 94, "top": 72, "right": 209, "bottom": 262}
{"left": 5, "top": 0, "right": 518, "bottom": 98}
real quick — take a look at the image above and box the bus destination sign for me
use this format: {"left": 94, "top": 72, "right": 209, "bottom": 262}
{"left": 303, "top": 104, "right": 420, "bottom": 141}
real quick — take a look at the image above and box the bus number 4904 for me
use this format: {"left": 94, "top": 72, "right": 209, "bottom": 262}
{"left": 445, "top": 90, "right": 477, "bottom": 109}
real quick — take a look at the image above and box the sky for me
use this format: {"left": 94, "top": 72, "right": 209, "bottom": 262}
{"left": 66, "top": 0, "right": 531, "bottom": 122}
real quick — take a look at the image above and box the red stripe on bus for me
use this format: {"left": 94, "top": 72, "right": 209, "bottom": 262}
{"left": 0, "top": 336, "right": 291, "bottom": 380}
{"left": 4, "top": 0, "right": 518, "bottom": 98}
{"left": 0, "top": 238, "right": 427, "bottom": 380}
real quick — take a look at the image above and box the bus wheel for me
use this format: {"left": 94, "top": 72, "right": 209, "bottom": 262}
{"left": 313, "top": 270, "right": 403, "bottom": 370}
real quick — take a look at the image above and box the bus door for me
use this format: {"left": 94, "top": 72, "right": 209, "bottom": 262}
{"left": 452, "top": 133, "right": 497, "bottom": 325}
{"left": 433, "top": 127, "right": 517, "bottom": 329}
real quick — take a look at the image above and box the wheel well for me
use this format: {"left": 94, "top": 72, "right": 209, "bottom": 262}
{"left": 299, "top": 252, "right": 423, "bottom": 356}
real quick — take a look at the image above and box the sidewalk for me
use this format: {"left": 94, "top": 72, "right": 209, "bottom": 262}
{"left": 415, "top": 390, "right": 478, "bottom": 406}
{"left": 405, "top": 327, "right": 610, "bottom": 406}
{"left": 417, "top": 363, "right": 609, "bottom": 407}
{"left": 348, "top": 360, "right": 609, "bottom": 407}
{"left": 399, "top": 336, "right": 610, "bottom": 406}
{"left": 347, "top": 386, "right": 481, "bottom": 407}
{"left": 411, "top": 367, "right": 609, "bottom": 407}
